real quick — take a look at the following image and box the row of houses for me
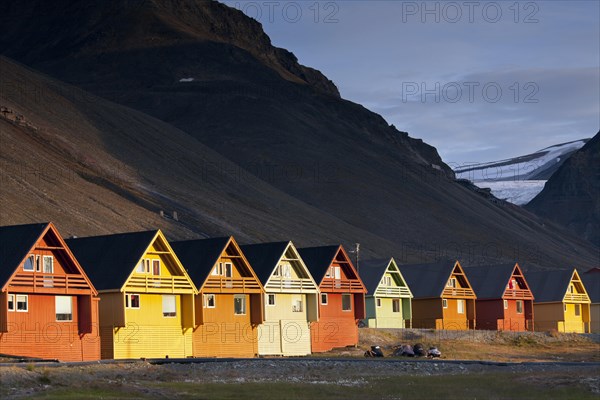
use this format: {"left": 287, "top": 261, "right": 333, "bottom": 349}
{"left": 0, "top": 222, "right": 597, "bottom": 361}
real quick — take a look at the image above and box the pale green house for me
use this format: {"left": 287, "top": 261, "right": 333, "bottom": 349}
{"left": 361, "top": 258, "right": 412, "bottom": 328}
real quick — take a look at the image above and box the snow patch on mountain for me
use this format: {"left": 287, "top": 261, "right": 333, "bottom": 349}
{"left": 453, "top": 139, "right": 589, "bottom": 205}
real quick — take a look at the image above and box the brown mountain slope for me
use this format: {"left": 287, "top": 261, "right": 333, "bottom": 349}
{"left": 526, "top": 132, "right": 600, "bottom": 248}
{"left": 0, "top": 56, "right": 395, "bottom": 252}
{"left": 0, "top": 1, "right": 598, "bottom": 269}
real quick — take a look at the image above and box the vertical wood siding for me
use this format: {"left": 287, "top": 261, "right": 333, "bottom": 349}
{"left": 0, "top": 294, "right": 100, "bottom": 361}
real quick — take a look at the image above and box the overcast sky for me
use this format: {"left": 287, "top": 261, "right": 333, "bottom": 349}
{"left": 224, "top": 0, "right": 599, "bottom": 165}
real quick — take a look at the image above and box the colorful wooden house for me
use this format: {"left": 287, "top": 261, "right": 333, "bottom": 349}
{"left": 241, "top": 242, "right": 319, "bottom": 356}
{"left": 171, "top": 237, "right": 264, "bottom": 358}
{"left": 399, "top": 260, "right": 476, "bottom": 330}
{"left": 298, "top": 245, "right": 366, "bottom": 353}
{"left": 465, "top": 263, "right": 534, "bottom": 331}
{"left": 581, "top": 268, "right": 599, "bottom": 333}
{"left": 360, "top": 258, "right": 412, "bottom": 328}
{"left": 527, "top": 269, "right": 591, "bottom": 333}
{"left": 67, "top": 230, "right": 197, "bottom": 359}
{"left": 0, "top": 222, "right": 100, "bottom": 361}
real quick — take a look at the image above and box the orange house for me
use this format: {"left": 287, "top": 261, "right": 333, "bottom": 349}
{"left": 465, "top": 263, "right": 534, "bottom": 331}
{"left": 172, "top": 237, "right": 264, "bottom": 358}
{"left": 400, "top": 260, "right": 477, "bottom": 330}
{"left": 298, "top": 245, "right": 366, "bottom": 353}
{"left": 0, "top": 223, "right": 100, "bottom": 361}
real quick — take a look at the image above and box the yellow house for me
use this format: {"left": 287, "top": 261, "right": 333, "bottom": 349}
{"left": 527, "top": 269, "right": 591, "bottom": 333}
{"left": 67, "top": 230, "right": 197, "bottom": 359}
{"left": 241, "top": 241, "right": 319, "bottom": 356}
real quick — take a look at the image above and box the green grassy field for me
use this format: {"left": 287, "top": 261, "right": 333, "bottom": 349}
{"left": 17, "top": 371, "right": 598, "bottom": 400}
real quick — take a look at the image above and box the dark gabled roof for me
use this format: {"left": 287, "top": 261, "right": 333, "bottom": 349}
{"left": 526, "top": 270, "right": 573, "bottom": 303}
{"left": 170, "top": 237, "right": 230, "bottom": 286}
{"left": 359, "top": 259, "right": 391, "bottom": 294}
{"left": 67, "top": 231, "right": 157, "bottom": 291}
{"left": 398, "top": 260, "right": 456, "bottom": 299}
{"left": 297, "top": 245, "right": 340, "bottom": 283}
{"left": 240, "top": 242, "right": 288, "bottom": 285}
{"left": 0, "top": 223, "right": 49, "bottom": 286}
{"left": 464, "top": 264, "right": 517, "bottom": 299}
{"left": 581, "top": 270, "right": 599, "bottom": 303}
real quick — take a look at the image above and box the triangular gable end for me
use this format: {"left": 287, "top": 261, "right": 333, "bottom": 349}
{"left": 199, "top": 237, "right": 264, "bottom": 292}
{"left": 385, "top": 258, "right": 413, "bottom": 298}
{"left": 439, "top": 260, "right": 476, "bottom": 298}
{"left": 2, "top": 222, "right": 97, "bottom": 295}
{"left": 562, "top": 269, "right": 591, "bottom": 303}
{"left": 122, "top": 230, "right": 197, "bottom": 293}
{"left": 265, "top": 242, "right": 319, "bottom": 290}
{"left": 336, "top": 246, "right": 367, "bottom": 293}
{"left": 501, "top": 263, "right": 533, "bottom": 299}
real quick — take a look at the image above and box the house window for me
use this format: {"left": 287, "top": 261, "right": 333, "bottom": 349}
{"left": 457, "top": 299, "right": 465, "bottom": 314}
{"left": 568, "top": 284, "right": 574, "bottom": 294}
{"left": 23, "top": 255, "right": 35, "bottom": 271}
{"left": 333, "top": 267, "right": 341, "bottom": 280}
{"left": 211, "top": 263, "right": 220, "bottom": 276}
{"left": 152, "top": 260, "right": 160, "bottom": 276}
{"left": 55, "top": 296, "right": 73, "bottom": 321}
{"left": 574, "top": 304, "right": 581, "bottom": 316}
{"left": 16, "top": 295, "right": 28, "bottom": 312}
{"left": 292, "top": 297, "right": 303, "bottom": 312}
{"left": 376, "top": 298, "right": 381, "bottom": 308}
{"left": 504, "top": 300, "right": 508, "bottom": 309}
{"left": 224, "top": 262, "right": 233, "bottom": 278}
{"left": 267, "top": 294, "right": 276, "bottom": 306}
{"left": 136, "top": 259, "right": 146, "bottom": 273}
{"left": 273, "top": 265, "right": 280, "bottom": 276}
{"left": 43, "top": 256, "right": 54, "bottom": 273}
{"left": 234, "top": 295, "right": 246, "bottom": 315}
{"left": 447, "top": 278, "right": 457, "bottom": 288}
{"left": 392, "top": 299, "right": 400, "bottom": 313}
{"left": 325, "top": 267, "right": 331, "bottom": 278}
{"left": 342, "top": 294, "right": 352, "bottom": 311}
{"left": 125, "top": 294, "right": 140, "bottom": 309}
{"left": 162, "top": 295, "right": 177, "bottom": 317}
{"left": 442, "top": 298, "right": 448, "bottom": 308}
{"left": 281, "top": 264, "right": 292, "bottom": 278}
{"left": 321, "top": 293, "right": 328, "bottom": 305}
{"left": 564, "top": 303, "right": 567, "bottom": 312}
{"left": 381, "top": 276, "right": 392, "bottom": 286}
{"left": 7, "top": 294, "right": 15, "bottom": 311}
{"left": 516, "top": 300, "right": 523, "bottom": 314}
{"left": 204, "top": 294, "right": 216, "bottom": 308}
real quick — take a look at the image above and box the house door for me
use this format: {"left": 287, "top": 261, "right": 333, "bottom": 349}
{"left": 333, "top": 267, "right": 341, "bottom": 289}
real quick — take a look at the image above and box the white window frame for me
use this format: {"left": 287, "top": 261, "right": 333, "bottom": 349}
{"left": 55, "top": 296, "right": 73, "bottom": 321}
{"left": 457, "top": 299, "right": 465, "bottom": 314}
{"left": 503, "top": 300, "right": 508, "bottom": 309}
{"left": 333, "top": 267, "right": 341, "bottom": 280}
{"left": 204, "top": 294, "right": 216, "bottom": 308}
{"left": 23, "top": 254, "right": 35, "bottom": 271}
{"left": 211, "top": 263, "right": 221, "bottom": 276}
{"left": 447, "top": 277, "right": 457, "bottom": 288}
{"left": 321, "top": 293, "right": 328, "bottom": 305}
{"left": 7, "top": 294, "right": 15, "bottom": 312}
{"left": 442, "top": 298, "right": 448, "bottom": 309}
{"left": 16, "top": 294, "right": 28, "bottom": 312}
{"left": 516, "top": 300, "right": 524, "bottom": 314}
{"left": 376, "top": 298, "right": 381, "bottom": 308}
{"left": 292, "top": 297, "right": 303, "bottom": 313}
{"left": 234, "top": 294, "right": 246, "bottom": 315}
{"left": 341, "top": 294, "right": 352, "bottom": 312}
{"left": 125, "top": 294, "right": 141, "bottom": 309}
{"left": 273, "top": 265, "right": 281, "bottom": 276}
{"left": 281, "top": 264, "right": 292, "bottom": 278}
{"left": 224, "top": 262, "right": 233, "bottom": 278}
{"left": 152, "top": 259, "right": 160, "bottom": 276}
{"left": 162, "top": 295, "right": 177, "bottom": 317}
{"left": 136, "top": 259, "right": 146, "bottom": 273}
{"left": 392, "top": 299, "right": 401, "bottom": 313}
{"left": 43, "top": 255, "right": 54, "bottom": 273}
{"left": 267, "top": 294, "right": 276, "bottom": 306}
